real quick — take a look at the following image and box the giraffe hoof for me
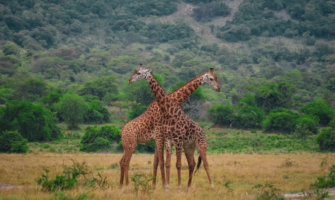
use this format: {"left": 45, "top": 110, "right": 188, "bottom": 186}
{"left": 210, "top": 184, "right": 214, "bottom": 189}
{"left": 178, "top": 185, "right": 182, "bottom": 191}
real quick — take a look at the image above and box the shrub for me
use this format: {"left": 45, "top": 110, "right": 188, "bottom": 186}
{"left": 0, "top": 130, "right": 29, "bottom": 153}
{"left": 84, "top": 100, "right": 110, "bottom": 123}
{"left": 0, "top": 101, "right": 61, "bottom": 141}
{"left": 311, "top": 165, "right": 335, "bottom": 189}
{"left": 294, "top": 115, "right": 319, "bottom": 138}
{"left": 262, "top": 109, "right": 298, "bottom": 134}
{"left": 128, "top": 104, "right": 148, "bottom": 120}
{"left": 317, "top": 128, "right": 335, "bottom": 151}
{"left": 207, "top": 105, "right": 234, "bottom": 127}
{"left": 55, "top": 93, "right": 88, "bottom": 129}
{"left": 80, "top": 125, "right": 120, "bottom": 152}
{"left": 234, "top": 106, "right": 265, "bottom": 129}
{"left": 300, "top": 100, "right": 334, "bottom": 126}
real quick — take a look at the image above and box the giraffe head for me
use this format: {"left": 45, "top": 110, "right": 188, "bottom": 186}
{"left": 201, "top": 68, "right": 220, "bottom": 92}
{"left": 129, "top": 64, "right": 152, "bottom": 84}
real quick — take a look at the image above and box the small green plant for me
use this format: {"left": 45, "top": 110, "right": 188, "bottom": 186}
{"left": 109, "top": 163, "right": 119, "bottom": 169}
{"left": 311, "top": 165, "right": 335, "bottom": 189}
{"left": 36, "top": 161, "right": 90, "bottom": 191}
{"left": 253, "top": 183, "right": 284, "bottom": 200}
{"left": 131, "top": 173, "right": 153, "bottom": 196}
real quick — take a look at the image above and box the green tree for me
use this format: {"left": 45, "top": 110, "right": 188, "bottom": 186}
{"left": 317, "top": 127, "right": 335, "bottom": 151}
{"left": 207, "top": 105, "right": 234, "bottom": 127}
{"left": 262, "top": 108, "right": 299, "bottom": 134}
{"left": 299, "top": 100, "right": 334, "bottom": 126}
{"left": 0, "top": 100, "right": 60, "bottom": 141}
{"left": 84, "top": 100, "right": 110, "bottom": 123}
{"left": 0, "top": 130, "right": 29, "bottom": 153}
{"left": 55, "top": 93, "right": 88, "bottom": 129}
{"left": 80, "top": 125, "right": 120, "bottom": 152}
{"left": 14, "top": 78, "right": 48, "bottom": 101}
{"left": 79, "top": 76, "right": 119, "bottom": 100}
{"left": 255, "top": 82, "right": 294, "bottom": 113}
{"left": 234, "top": 105, "right": 265, "bottom": 129}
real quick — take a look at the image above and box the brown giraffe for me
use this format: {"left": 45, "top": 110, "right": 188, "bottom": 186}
{"left": 119, "top": 66, "right": 220, "bottom": 188}
{"left": 128, "top": 65, "right": 219, "bottom": 189}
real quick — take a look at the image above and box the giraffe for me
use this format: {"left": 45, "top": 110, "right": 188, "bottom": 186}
{"left": 128, "top": 64, "right": 219, "bottom": 189}
{"left": 119, "top": 66, "right": 220, "bottom": 188}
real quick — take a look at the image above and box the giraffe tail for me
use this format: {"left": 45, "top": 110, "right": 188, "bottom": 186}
{"left": 194, "top": 156, "right": 202, "bottom": 174}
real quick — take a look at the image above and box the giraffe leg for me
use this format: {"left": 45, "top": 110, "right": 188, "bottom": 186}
{"left": 175, "top": 146, "right": 183, "bottom": 189}
{"left": 197, "top": 142, "right": 213, "bottom": 188}
{"left": 165, "top": 139, "right": 172, "bottom": 189}
{"left": 119, "top": 146, "right": 136, "bottom": 187}
{"left": 152, "top": 147, "right": 158, "bottom": 189}
{"left": 184, "top": 144, "right": 196, "bottom": 188}
{"left": 155, "top": 133, "right": 166, "bottom": 188}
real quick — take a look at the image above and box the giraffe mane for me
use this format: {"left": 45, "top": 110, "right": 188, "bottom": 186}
{"left": 169, "top": 72, "right": 207, "bottom": 95}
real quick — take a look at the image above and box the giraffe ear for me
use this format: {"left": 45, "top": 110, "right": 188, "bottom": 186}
{"left": 210, "top": 68, "right": 214, "bottom": 74}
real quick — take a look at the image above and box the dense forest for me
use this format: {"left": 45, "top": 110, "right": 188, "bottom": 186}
{"left": 0, "top": 0, "right": 335, "bottom": 153}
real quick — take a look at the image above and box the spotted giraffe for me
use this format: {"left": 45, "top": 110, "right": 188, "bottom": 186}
{"left": 120, "top": 66, "right": 220, "bottom": 188}
{"left": 128, "top": 65, "right": 219, "bottom": 188}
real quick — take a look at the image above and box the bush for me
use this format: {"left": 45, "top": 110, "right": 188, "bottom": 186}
{"left": 128, "top": 104, "right": 148, "bottom": 120}
{"left": 207, "top": 105, "right": 234, "bottom": 127}
{"left": 55, "top": 93, "right": 88, "bottom": 129}
{"left": 0, "top": 130, "right": 29, "bottom": 153}
{"left": 0, "top": 101, "right": 61, "bottom": 141}
{"left": 294, "top": 115, "right": 319, "bottom": 138}
{"left": 84, "top": 100, "right": 110, "bottom": 123}
{"left": 317, "top": 128, "right": 335, "bottom": 151}
{"left": 234, "top": 106, "right": 265, "bottom": 129}
{"left": 300, "top": 101, "right": 334, "bottom": 126}
{"left": 262, "top": 109, "right": 299, "bottom": 134}
{"left": 80, "top": 125, "right": 120, "bottom": 152}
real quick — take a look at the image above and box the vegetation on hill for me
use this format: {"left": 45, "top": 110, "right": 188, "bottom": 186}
{"left": 0, "top": 0, "right": 334, "bottom": 152}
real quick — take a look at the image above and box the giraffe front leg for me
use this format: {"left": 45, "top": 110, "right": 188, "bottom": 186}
{"left": 165, "top": 139, "right": 172, "bottom": 189}
{"left": 175, "top": 146, "right": 183, "bottom": 190}
{"left": 119, "top": 146, "right": 135, "bottom": 187}
{"left": 155, "top": 134, "right": 166, "bottom": 189}
{"left": 152, "top": 147, "right": 158, "bottom": 189}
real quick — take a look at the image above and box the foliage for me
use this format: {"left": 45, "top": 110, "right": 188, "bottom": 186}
{"left": 208, "top": 130, "right": 318, "bottom": 153}
{"left": 36, "top": 161, "right": 90, "bottom": 192}
{"left": 192, "top": 1, "right": 231, "bottom": 22}
{"left": 124, "top": 79, "right": 155, "bottom": 106}
{"left": 13, "top": 78, "right": 49, "bottom": 101}
{"left": 299, "top": 100, "right": 334, "bottom": 126}
{"left": 136, "top": 141, "right": 156, "bottom": 153}
{"left": 131, "top": 173, "right": 153, "bottom": 196}
{"left": 262, "top": 109, "right": 299, "bottom": 134}
{"left": 234, "top": 106, "right": 265, "bottom": 129}
{"left": 0, "top": 100, "right": 60, "bottom": 141}
{"left": 55, "top": 93, "right": 88, "bottom": 129}
{"left": 294, "top": 115, "right": 319, "bottom": 138}
{"left": 255, "top": 82, "right": 294, "bottom": 113}
{"left": 311, "top": 165, "right": 335, "bottom": 189}
{"left": 0, "top": 130, "right": 29, "bottom": 153}
{"left": 80, "top": 125, "right": 120, "bottom": 152}
{"left": 79, "top": 76, "right": 119, "bottom": 100}
{"left": 128, "top": 104, "right": 148, "bottom": 120}
{"left": 84, "top": 100, "right": 110, "bottom": 124}
{"left": 253, "top": 183, "right": 284, "bottom": 200}
{"left": 316, "top": 127, "right": 335, "bottom": 151}
{"left": 207, "top": 105, "right": 234, "bottom": 127}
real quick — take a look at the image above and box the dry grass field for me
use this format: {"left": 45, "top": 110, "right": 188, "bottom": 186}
{"left": 0, "top": 152, "right": 334, "bottom": 200}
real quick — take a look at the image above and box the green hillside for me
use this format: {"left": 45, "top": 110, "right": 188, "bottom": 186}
{"left": 0, "top": 0, "right": 335, "bottom": 152}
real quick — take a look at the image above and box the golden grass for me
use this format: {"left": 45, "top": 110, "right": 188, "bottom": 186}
{"left": 0, "top": 152, "right": 334, "bottom": 199}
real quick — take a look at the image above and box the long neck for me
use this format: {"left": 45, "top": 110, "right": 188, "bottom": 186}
{"left": 168, "top": 73, "right": 204, "bottom": 105}
{"left": 146, "top": 73, "right": 170, "bottom": 113}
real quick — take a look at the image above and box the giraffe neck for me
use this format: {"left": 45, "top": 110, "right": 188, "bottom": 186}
{"left": 145, "top": 73, "right": 171, "bottom": 113}
{"left": 168, "top": 73, "right": 204, "bottom": 105}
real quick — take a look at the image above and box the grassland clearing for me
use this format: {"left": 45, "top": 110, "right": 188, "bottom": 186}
{"left": 0, "top": 152, "right": 334, "bottom": 199}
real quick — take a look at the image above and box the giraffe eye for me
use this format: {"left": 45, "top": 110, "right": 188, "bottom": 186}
{"left": 137, "top": 73, "right": 141, "bottom": 75}
{"left": 209, "top": 78, "right": 214, "bottom": 81}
